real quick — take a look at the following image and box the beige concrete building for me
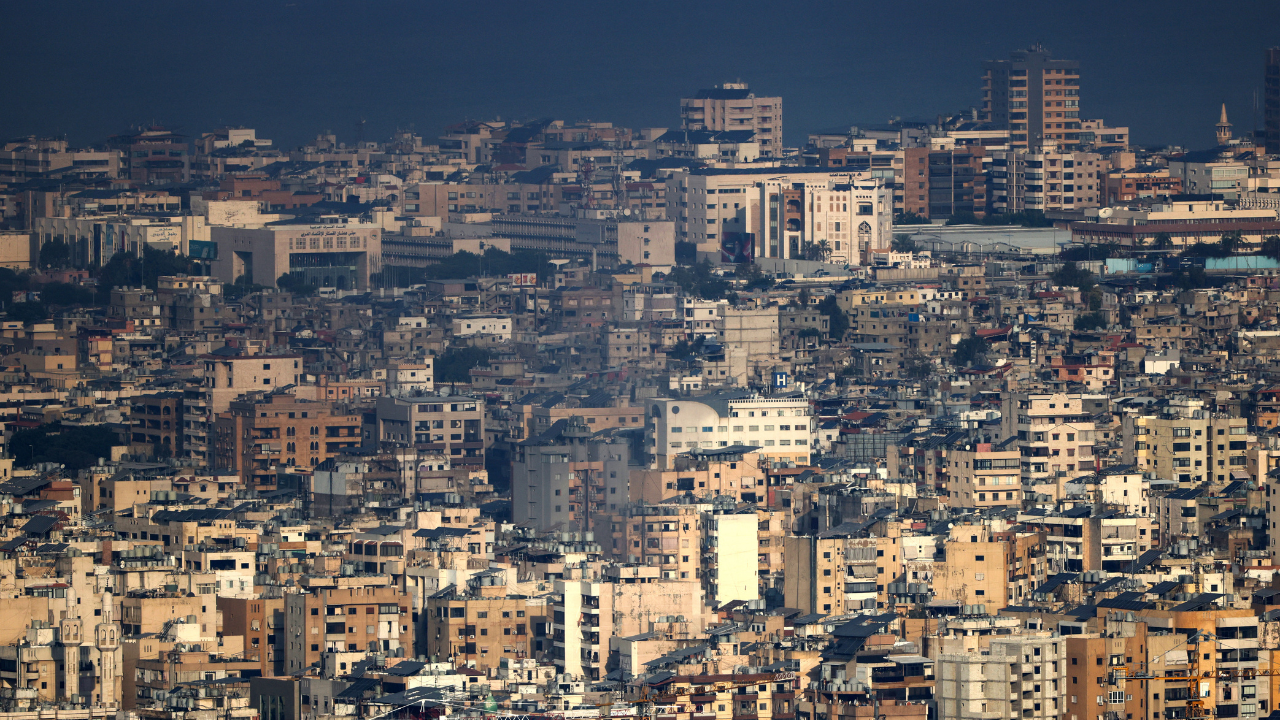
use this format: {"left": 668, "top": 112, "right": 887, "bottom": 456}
{"left": 932, "top": 524, "right": 1009, "bottom": 610}
{"left": 1001, "top": 392, "right": 1103, "bottom": 487}
{"left": 282, "top": 586, "right": 414, "bottom": 674}
{"left": 944, "top": 444, "right": 1022, "bottom": 508}
{"left": 211, "top": 217, "right": 381, "bottom": 291}
{"left": 553, "top": 564, "right": 705, "bottom": 680}
{"left": 981, "top": 46, "right": 1081, "bottom": 149}
{"left": 783, "top": 531, "right": 902, "bottom": 614}
{"left": 938, "top": 634, "right": 1066, "bottom": 720}
{"left": 1121, "top": 396, "right": 1250, "bottom": 486}
{"left": 668, "top": 167, "right": 890, "bottom": 264}
{"left": 680, "top": 83, "right": 782, "bottom": 157}
{"left": 183, "top": 353, "right": 302, "bottom": 461}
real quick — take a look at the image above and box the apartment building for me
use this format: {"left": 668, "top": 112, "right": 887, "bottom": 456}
{"left": 944, "top": 443, "right": 1022, "bottom": 509}
{"left": 107, "top": 127, "right": 190, "bottom": 184}
{"left": 1122, "top": 397, "right": 1251, "bottom": 487}
{"left": 128, "top": 392, "right": 184, "bottom": 458}
{"left": 1168, "top": 148, "right": 1250, "bottom": 198}
{"left": 211, "top": 393, "right": 363, "bottom": 487}
{"left": 646, "top": 391, "right": 812, "bottom": 469}
{"left": 783, "top": 531, "right": 901, "bottom": 614}
{"left": 680, "top": 83, "right": 782, "bottom": 157}
{"left": 1001, "top": 392, "right": 1104, "bottom": 486}
{"left": 373, "top": 395, "right": 485, "bottom": 468}
{"left": 1017, "top": 512, "right": 1158, "bottom": 574}
{"left": 938, "top": 635, "right": 1066, "bottom": 720}
{"left": 512, "top": 416, "right": 632, "bottom": 533}
{"left": 0, "top": 137, "right": 121, "bottom": 184}
{"left": 982, "top": 46, "right": 1081, "bottom": 149}
{"left": 668, "top": 167, "right": 890, "bottom": 264}
{"left": 602, "top": 503, "right": 702, "bottom": 581}
{"left": 702, "top": 507, "right": 760, "bottom": 607}
{"left": 282, "top": 587, "right": 414, "bottom": 674}
{"left": 423, "top": 576, "right": 549, "bottom": 673}
{"left": 932, "top": 524, "right": 1009, "bottom": 609}
{"left": 630, "top": 446, "right": 766, "bottom": 505}
{"left": 987, "top": 147, "right": 1102, "bottom": 214}
{"left": 553, "top": 564, "right": 704, "bottom": 680}
{"left": 640, "top": 673, "right": 796, "bottom": 720}
{"left": 1104, "top": 168, "right": 1183, "bottom": 204}
{"left": 184, "top": 353, "right": 302, "bottom": 461}
{"left": 217, "top": 596, "right": 286, "bottom": 677}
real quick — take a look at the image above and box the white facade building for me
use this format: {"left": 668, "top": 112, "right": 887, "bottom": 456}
{"left": 668, "top": 168, "right": 890, "bottom": 265}
{"left": 646, "top": 391, "right": 811, "bottom": 469}
{"left": 451, "top": 315, "right": 512, "bottom": 340}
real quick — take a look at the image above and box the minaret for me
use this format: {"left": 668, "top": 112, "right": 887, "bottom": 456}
{"left": 1216, "top": 103, "right": 1233, "bottom": 146}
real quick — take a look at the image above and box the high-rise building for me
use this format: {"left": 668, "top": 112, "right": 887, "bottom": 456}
{"left": 981, "top": 46, "right": 1081, "bottom": 149}
{"left": 680, "top": 83, "right": 782, "bottom": 157}
{"left": 1266, "top": 48, "right": 1280, "bottom": 155}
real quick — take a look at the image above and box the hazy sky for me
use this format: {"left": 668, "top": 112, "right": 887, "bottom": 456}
{"left": 3, "top": 0, "right": 1279, "bottom": 151}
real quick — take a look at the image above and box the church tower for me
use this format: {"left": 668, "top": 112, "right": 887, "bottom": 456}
{"left": 1217, "top": 103, "right": 1233, "bottom": 145}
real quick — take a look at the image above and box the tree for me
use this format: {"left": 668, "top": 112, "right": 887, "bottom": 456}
{"left": 796, "top": 286, "right": 812, "bottom": 307}
{"left": 952, "top": 333, "right": 987, "bottom": 367}
{"left": 1152, "top": 232, "right": 1174, "bottom": 250}
{"left": 1060, "top": 243, "right": 1122, "bottom": 262}
{"left": 8, "top": 301, "right": 47, "bottom": 324}
{"left": 817, "top": 295, "right": 848, "bottom": 340}
{"left": 9, "top": 423, "right": 120, "bottom": 472}
{"left": 734, "top": 262, "right": 772, "bottom": 291}
{"left": 669, "top": 260, "right": 729, "bottom": 299}
{"left": 903, "top": 349, "right": 934, "bottom": 379}
{"left": 1219, "top": 230, "right": 1243, "bottom": 255}
{"left": 1173, "top": 267, "right": 1209, "bottom": 291}
{"left": 812, "top": 238, "right": 832, "bottom": 262}
{"left": 38, "top": 240, "right": 71, "bottom": 269}
{"left": 40, "top": 282, "right": 94, "bottom": 306}
{"left": 674, "top": 241, "right": 697, "bottom": 264}
{"left": 1074, "top": 311, "right": 1108, "bottom": 331}
{"left": 276, "top": 272, "right": 318, "bottom": 296}
{"left": 97, "top": 245, "right": 200, "bottom": 291}
{"left": 225, "top": 274, "right": 268, "bottom": 301}
{"left": 1261, "top": 235, "right": 1280, "bottom": 261}
{"left": 1051, "top": 262, "right": 1095, "bottom": 294}
{"left": 668, "top": 336, "right": 706, "bottom": 360}
{"left": 891, "top": 234, "right": 918, "bottom": 253}
{"left": 945, "top": 211, "right": 979, "bottom": 226}
{"left": 434, "top": 347, "right": 492, "bottom": 383}
{"left": 894, "top": 211, "right": 930, "bottom": 225}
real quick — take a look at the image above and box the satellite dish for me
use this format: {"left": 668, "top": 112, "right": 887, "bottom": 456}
{"left": 1097, "top": 207, "right": 1114, "bottom": 218}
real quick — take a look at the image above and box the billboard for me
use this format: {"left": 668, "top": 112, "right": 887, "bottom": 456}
{"left": 774, "top": 372, "right": 789, "bottom": 388}
{"left": 507, "top": 272, "right": 538, "bottom": 287}
{"left": 720, "top": 231, "right": 755, "bottom": 264}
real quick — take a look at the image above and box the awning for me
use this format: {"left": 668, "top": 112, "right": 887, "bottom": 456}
{"left": 889, "top": 655, "right": 932, "bottom": 665}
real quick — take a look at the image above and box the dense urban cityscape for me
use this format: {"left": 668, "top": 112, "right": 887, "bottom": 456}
{"left": 7, "top": 30, "right": 1280, "bottom": 720}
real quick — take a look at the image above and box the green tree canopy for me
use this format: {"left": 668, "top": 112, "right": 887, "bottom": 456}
{"left": 9, "top": 423, "right": 120, "bottom": 472}
{"left": 817, "top": 295, "right": 848, "bottom": 340}
{"left": 434, "top": 347, "right": 493, "bottom": 383}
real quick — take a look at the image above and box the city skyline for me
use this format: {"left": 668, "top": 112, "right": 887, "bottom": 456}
{"left": 3, "top": 0, "right": 1280, "bottom": 150}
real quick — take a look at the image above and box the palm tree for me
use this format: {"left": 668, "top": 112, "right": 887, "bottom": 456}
{"left": 814, "top": 239, "right": 832, "bottom": 262}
